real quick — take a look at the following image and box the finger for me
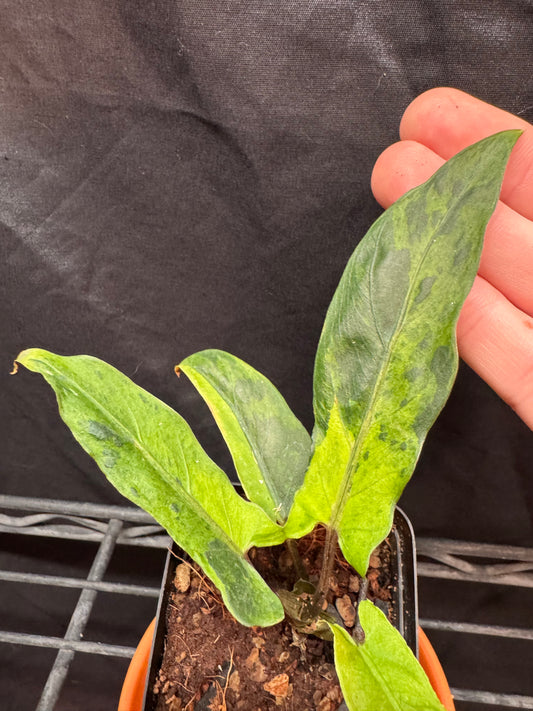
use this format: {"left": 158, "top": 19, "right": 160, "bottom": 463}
{"left": 457, "top": 275, "right": 533, "bottom": 430}
{"left": 370, "top": 140, "right": 444, "bottom": 209}
{"left": 481, "top": 201, "right": 533, "bottom": 318}
{"left": 399, "top": 87, "right": 533, "bottom": 222}
{"left": 371, "top": 140, "right": 533, "bottom": 318}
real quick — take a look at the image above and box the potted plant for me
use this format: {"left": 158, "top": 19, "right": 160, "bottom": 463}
{"left": 13, "top": 129, "right": 520, "bottom": 711}
{"left": 120, "top": 507, "right": 455, "bottom": 711}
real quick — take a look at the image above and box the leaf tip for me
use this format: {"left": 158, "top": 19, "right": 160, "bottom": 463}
{"left": 11, "top": 348, "right": 36, "bottom": 374}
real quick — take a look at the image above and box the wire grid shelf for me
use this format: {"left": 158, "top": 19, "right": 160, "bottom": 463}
{"left": 1, "top": 494, "right": 532, "bottom": 710}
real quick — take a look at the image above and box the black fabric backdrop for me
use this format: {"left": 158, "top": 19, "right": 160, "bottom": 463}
{"left": 0, "top": 1, "right": 532, "bottom": 707}
{"left": 2, "top": 0, "right": 532, "bottom": 542}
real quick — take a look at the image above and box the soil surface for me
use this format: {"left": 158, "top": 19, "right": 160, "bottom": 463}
{"left": 153, "top": 527, "right": 393, "bottom": 711}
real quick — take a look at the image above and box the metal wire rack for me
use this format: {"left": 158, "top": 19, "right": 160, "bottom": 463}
{"left": 0, "top": 494, "right": 532, "bottom": 710}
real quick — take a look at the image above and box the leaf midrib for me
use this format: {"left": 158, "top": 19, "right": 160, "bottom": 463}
{"left": 36, "top": 356, "right": 243, "bottom": 555}
{"left": 329, "top": 196, "right": 462, "bottom": 532}
{"left": 358, "top": 642, "right": 403, "bottom": 711}
{"left": 184, "top": 365, "right": 279, "bottom": 512}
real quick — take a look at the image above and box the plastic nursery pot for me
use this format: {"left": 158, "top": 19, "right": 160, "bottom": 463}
{"left": 118, "top": 509, "right": 455, "bottom": 711}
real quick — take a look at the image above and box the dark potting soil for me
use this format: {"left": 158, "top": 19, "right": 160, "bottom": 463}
{"left": 153, "top": 527, "right": 393, "bottom": 711}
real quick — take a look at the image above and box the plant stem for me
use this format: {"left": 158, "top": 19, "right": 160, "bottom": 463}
{"left": 311, "top": 526, "right": 338, "bottom": 613}
{"left": 286, "top": 538, "right": 309, "bottom": 581}
{"left": 353, "top": 577, "right": 368, "bottom": 644}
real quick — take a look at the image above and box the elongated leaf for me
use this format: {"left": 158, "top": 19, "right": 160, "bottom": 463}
{"left": 286, "top": 131, "right": 521, "bottom": 573}
{"left": 331, "top": 601, "right": 445, "bottom": 711}
{"left": 15, "top": 349, "right": 284, "bottom": 627}
{"left": 179, "top": 349, "right": 312, "bottom": 523}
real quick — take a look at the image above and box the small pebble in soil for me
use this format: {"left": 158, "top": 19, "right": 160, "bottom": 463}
{"left": 335, "top": 594, "right": 356, "bottom": 628}
{"left": 174, "top": 563, "right": 191, "bottom": 593}
{"left": 348, "top": 575, "right": 360, "bottom": 593}
{"left": 263, "top": 673, "right": 291, "bottom": 699}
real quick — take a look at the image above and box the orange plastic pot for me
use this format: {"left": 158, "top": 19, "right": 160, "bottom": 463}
{"left": 118, "top": 619, "right": 156, "bottom": 711}
{"left": 118, "top": 622, "right": 455, "bottom": 711}
{"left": 419, "top": 627, "right": 455, "bottom": 711}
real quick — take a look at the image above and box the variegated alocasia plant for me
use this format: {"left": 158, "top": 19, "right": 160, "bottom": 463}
{"left": 14, "top": 130, "right": 520, "bottom": 711}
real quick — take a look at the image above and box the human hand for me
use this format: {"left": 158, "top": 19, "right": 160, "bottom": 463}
{"left": 371, "top": 87, "right": 533, "bottom": 430}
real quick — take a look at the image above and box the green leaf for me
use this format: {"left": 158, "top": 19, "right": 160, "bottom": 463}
{"left": 284, "top": 400, "right": 353, "bottom": 540}
{"left": 286, "top": 130, "right": 521, "bottom": 573}
{"left": 331, "top": 601, "right": 445, "bottom": 711}
{"left": 15, "top": 348, "right": 284, "bottom": 627}
{"left": 179, "top": 349, "right": 312, "bottom": 523}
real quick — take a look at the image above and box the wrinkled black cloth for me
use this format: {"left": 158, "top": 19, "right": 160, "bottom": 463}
{"left": 1, "top": 3, "right": 533, "bottom": 710}
{"left": 1, "top": 1, "right": 532, "bottom": 544}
